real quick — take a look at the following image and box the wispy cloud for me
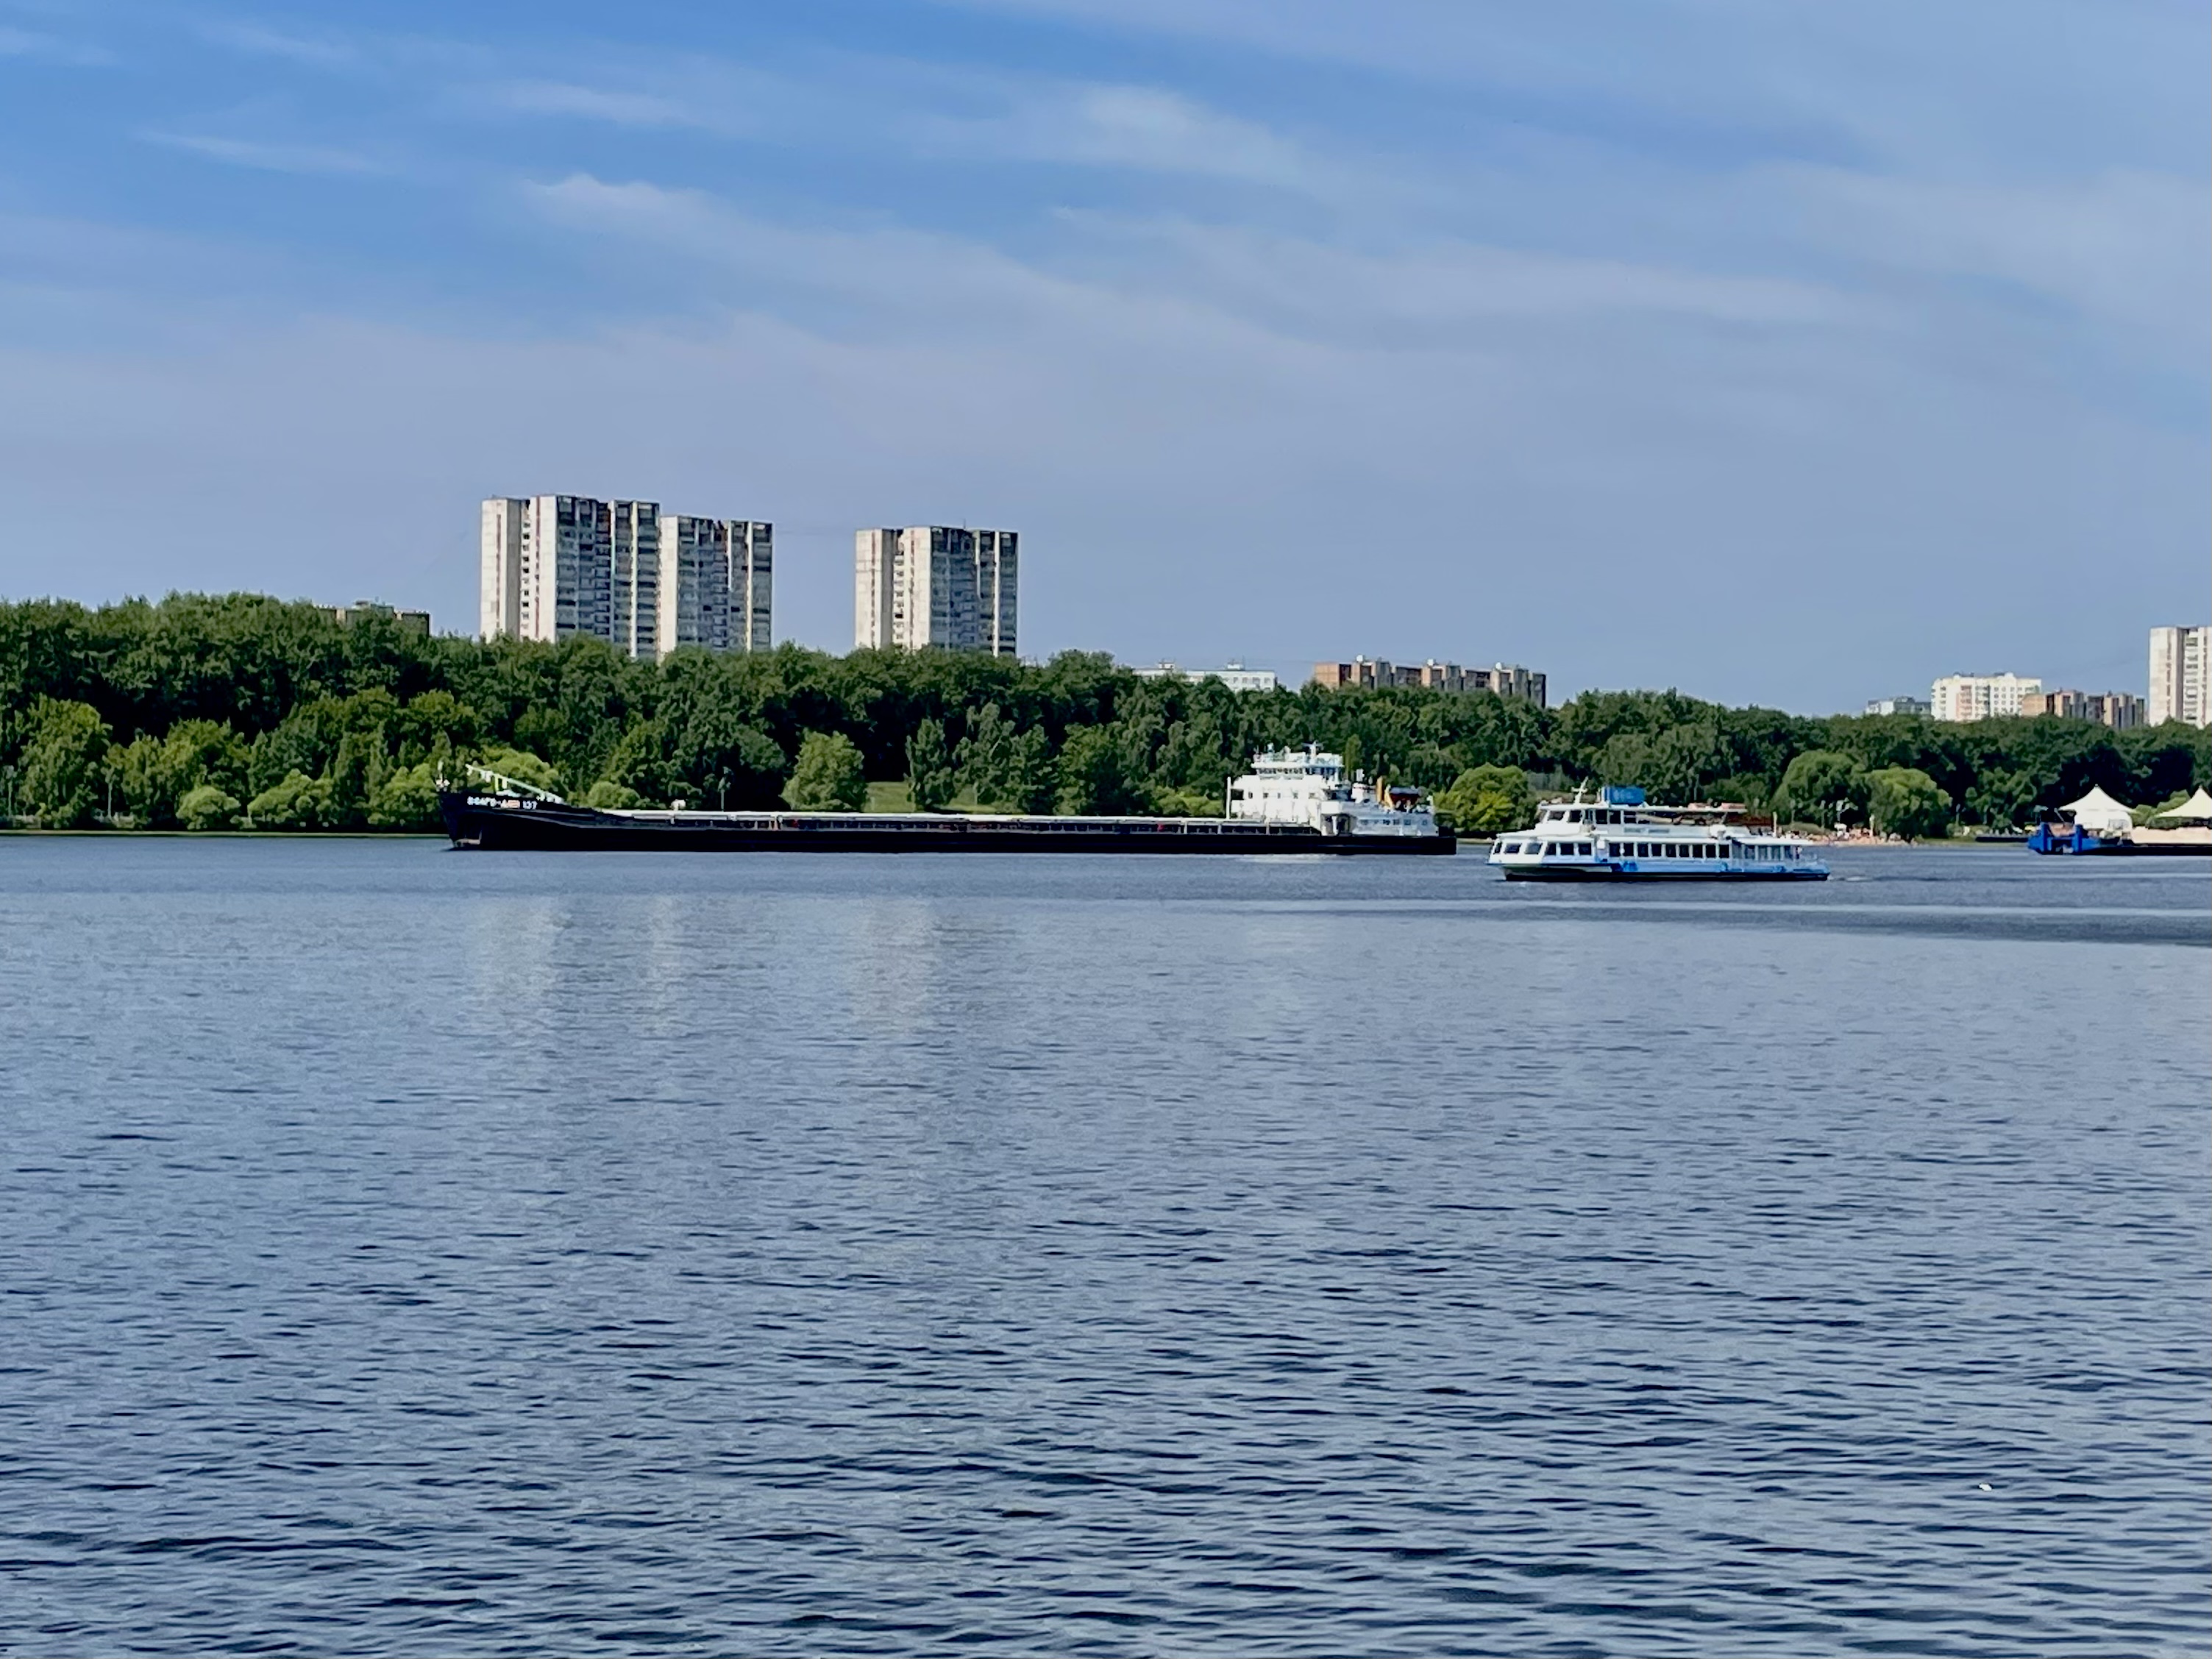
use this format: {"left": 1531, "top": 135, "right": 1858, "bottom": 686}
{"left": 1777, "top": 166, "right": 2210, "bottom": 344}
{"left": 917, "top": 82, "right": 1323, "bottom": 191}
{"left": 0, "top": 24, "right": 111, "bottom": 65}
{"left": 472, "top": 52, "right": 1395, "bottom": 204}
{"left": 196, "top": 20, "right": 358, "bottom": 68}
{"left": 525, "top": 171, "right": 1839, "bottom": 341}
{"left": 486, "top": 79, "right": 701, "bottom": 127}
{"left": 141, "top": 132, "right": 384, "bottom": 176}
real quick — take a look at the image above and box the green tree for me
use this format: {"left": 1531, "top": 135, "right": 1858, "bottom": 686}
{"left": 1866, "top": 767, "right": 1952, "bottom": 841}
{"left": 177, "top": 783, "right": 242, "bottom": 831}
{"left": 1434, "top": 764, "right": 1535, "bottom": 835}
{"left": 666, "top": 711, "right": 787, "bottom": 809}
{"left": 1149, "top": 785, "right": 1221, "bottom": 817}
{"left": 954, "top": 703, "right": 1017, "bottom": 805}
{"left": 1965, "top": 768, "right": 2037, "bottom": 829}
{"left": 582, "top": 780, "right": 642, "bottom": 810}
{"left": 1057, "top": 725, "right": 1148, "bottom": 815}
{"left": 1004, "top": 727, "right": 1057, "bottom": 814}
{"left": 110, "top": 734, "right": 186, "bottom": 827}
{"left": 1775, "top": 750, "right": 1867, "bottom": 826}
{"left": 1708, "top": 774, "right": 1771, "bottom": 809}
{"left": 787, "top": 731, "right": 868, "bottom": 811}
{"left": 326, "top": 731, "right": 372, "bottom": 829}
{"left": 601, "top": 723, "right": 668, "bottom": 804}
{"left": 367, "top": 763, "right": 442, "bottom": 831}
{"left": 246, "top": 770, "right": 329, "bottom": 829}
{"left": 906, "top": 718, "right": 956, "bottom": 812}
{"left": 21, "top": 697, "right": 110, "bottom": 827}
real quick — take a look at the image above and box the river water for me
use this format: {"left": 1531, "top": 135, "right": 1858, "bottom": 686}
{"left": 1, "top": 841, "right": 2205, "bottom": 1655}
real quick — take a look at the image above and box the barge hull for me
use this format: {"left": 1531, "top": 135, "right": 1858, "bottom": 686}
{"left": 439, "top": 795, "right": 1457, "bottom": 855}
{"left": 1499, "top": 865, "right": 1827, "bottom": 882}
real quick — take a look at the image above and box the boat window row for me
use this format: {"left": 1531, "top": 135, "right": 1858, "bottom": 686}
{"left": 1619, "top": 840, "right": 1725, "bottom": 861}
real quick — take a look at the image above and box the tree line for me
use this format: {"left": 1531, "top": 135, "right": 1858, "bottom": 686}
{"left": 3, "top": 593, "right": 2207, "bottom": 836}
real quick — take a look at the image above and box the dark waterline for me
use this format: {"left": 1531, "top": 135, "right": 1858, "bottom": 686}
{"left": 2, "top": 842, "right": 2206, "bottom": 1655}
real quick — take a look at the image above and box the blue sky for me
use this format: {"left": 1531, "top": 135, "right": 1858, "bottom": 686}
{"left": 1, "top": 0, "right": 2204, "bottom": 710}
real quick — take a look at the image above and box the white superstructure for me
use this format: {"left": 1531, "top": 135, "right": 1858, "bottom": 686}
{"left": 1228, "top": 746, "right": 1441, "bottom": 839}
{"left": 1488, "top": 787, "right": 1826, "bottom": 880}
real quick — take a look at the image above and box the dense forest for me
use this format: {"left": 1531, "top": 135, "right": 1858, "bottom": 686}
{"left": 3, "top": 593, "right": 2208, "bottom": 836}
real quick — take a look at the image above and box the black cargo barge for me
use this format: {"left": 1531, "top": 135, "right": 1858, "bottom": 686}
{"left": 438, "top": 792, "right": 1457, "bottom": 855}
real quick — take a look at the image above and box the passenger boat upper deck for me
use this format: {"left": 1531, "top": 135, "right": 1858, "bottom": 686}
{"left": 1488, "top": 786, "right": 1827, "bottom": 881}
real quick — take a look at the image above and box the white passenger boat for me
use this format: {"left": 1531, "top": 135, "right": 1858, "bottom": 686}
{"left": 1488, "top": 786, "right": 1827, "bottom": 881}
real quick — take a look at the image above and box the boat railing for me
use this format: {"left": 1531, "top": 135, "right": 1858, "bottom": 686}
{"left": 458, "top": 762, "right": 566, "bottom": 804}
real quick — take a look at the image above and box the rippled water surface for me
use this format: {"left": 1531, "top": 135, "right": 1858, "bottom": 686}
{"left": 2, "top": 840, "right": 2207, "bottom": 1655}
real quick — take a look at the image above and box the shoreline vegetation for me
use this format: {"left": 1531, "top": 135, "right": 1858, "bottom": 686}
{"left": 4, "top": 592, "right": 2208, "bottom": 841}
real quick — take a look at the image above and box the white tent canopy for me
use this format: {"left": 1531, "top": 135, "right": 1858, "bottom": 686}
{"left": 2152, "top": 786, "right": 2212, "bottom": 823}
{"left": 2062, "top": 786, "right": 2134, "bottom": 835}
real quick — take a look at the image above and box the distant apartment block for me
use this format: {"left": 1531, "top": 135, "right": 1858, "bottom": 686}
{"left": 1131, "top": 661, "right": 1280, "bottom": 693}
{"left": 661, "top": 516, "right": 772, "bottom": 655}
{"left": 1863, "top": 695, "right": 1930, "bottom": 717}
{"left": 324, "top": 600, "right": 430, "bottom": 635}
{"left": 1930, "top": 672, "right": 2041, "bottom": 723}
{"left": 2148, "top": 625, "right": 2211, "bottom": 727}
{"left": 2020, "top": 689, "right": 2144, "bottom": 730}
{"left": 854, "top": 527, "right": 1017, "bottom": 656}
{"left": 1312, "top": 656, "right": 1547, "bottom": 706}
{"left": 480, "top": 496, "right": 771, "bottom": 660}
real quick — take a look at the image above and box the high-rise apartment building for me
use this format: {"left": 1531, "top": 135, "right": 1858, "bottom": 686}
{"left": 660, "top": 517, "right": 772, "bottom": 656}
{"left": 2148, "top": 625, "right": 2211, "bottom": 727}
{"left": 480, "top": 497, "right": 772, "bottom": 659}
{"left": 480, "top": 498, "right": 526, "bottom": 640}
{"left": 854, "top": 527, "right": 1017, "bottom": 655}
{"left": 1930, "top": 672, "right": 2041, "bottom": 723}
{"left": 610, "top": 500, "right": 660, "bottom": 661}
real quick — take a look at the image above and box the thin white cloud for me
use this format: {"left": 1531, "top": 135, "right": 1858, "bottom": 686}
{"left": 526, "top": 173, "right": 1840, "bottom": 338}
{"left": 0, "top": 25, "right": 111, "bottom": 65}
{"left": 523, "top": 174, "right": 1097, "bottom": 328}
{"left": 918, "top": 82, "right": 1321, "bottom": 191}
{"left": 142, "top": 132, "right": 385, "bottom": 177}
{"left": 1777, "top": 166, "right": 2209, "bottom": 344}
{"left": 469, "top": 51, "right": 1402, "bottom": 205}
{"left": 486, "top": 80, "right": 703, "bottom": 127}
{"left": 196, "top": 20, "right": 358, "bottom": 67}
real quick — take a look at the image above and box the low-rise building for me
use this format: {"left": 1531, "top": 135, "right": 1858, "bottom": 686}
{"left": 1131, "top": 661, "right": 1279, "bottom": 693}
{"left": 1863, "top": 695, "right": 1930, "bottom": 717}
{"left": 2020, "top": 689, "right": 2144, "bottom": 730}
{"left": 324, "top": 600, "right": 430, "bottom": 635}
{"left": 1931, "top": 672, "right": 2041, "bottom": 723}
{"left": 1312, "top": 657, "right": 1546, "bottom": 706}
